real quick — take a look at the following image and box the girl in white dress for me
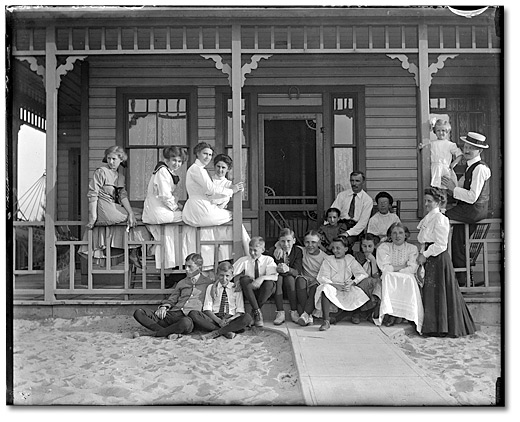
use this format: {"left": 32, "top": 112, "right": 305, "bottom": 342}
{"left": 376, "top": 222, "right": 424, "bottom": 332}
{"left": 423, "top": 119, "right": 463, "bottom": 188}
{"left": 314, "top": 237, "right": 370, "bottom": 331}
{"left": 142, "top": 146, "right": 187, "bottom": 269}
{"left": 182, "top": 143, "right": 249, "bottom": 269}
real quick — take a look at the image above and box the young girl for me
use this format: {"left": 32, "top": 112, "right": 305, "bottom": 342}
{"left": 376, "top": 222, "right": 424, "bottom": 331}
{"left": 367, "top": 191, "right": 401, "bottom": 242}
{"left": 209, "top": 153, "right": 234, "bottom": 209}
{"left": 267, "top": 228, "right": 303, "bottom": 325}
{"left": 189, "top": 261, "right": 253, "bottom": 340}
{"left": 421, "top": 119, "right": 463, "bottom": 189}
{"left": 314, "top": 237, "right": 370, "bottom": 331}
{"left": 78, "top": 145, "right": 150, "bottom": 268}
{"left": 318, "top": 207, "right": 347, "bottom": 254}
{"left": 142, "top": 146, "right": 187, "bottom": 269}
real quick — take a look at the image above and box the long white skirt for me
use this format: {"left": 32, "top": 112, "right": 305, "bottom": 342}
{"left": 313, "top": 284, "right": 369, "bottom": 318}
{"left": 182, "top": 225, "right": 250, "bottom": 270}
{"left": 146, "top": 224, "right": 183, "bottom": 269}
{"left": 376, "top": 271, "right": 424, "bottom": 333}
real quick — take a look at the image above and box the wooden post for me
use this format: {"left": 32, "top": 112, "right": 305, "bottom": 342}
{"left": 417, "top": 22, "right": 430, "bottom": 217}
{"left": 44, "top": 26, "right": 58, "bottom": 302}
{"left": 231, "top": 25, "right": 243, "bottom": 257}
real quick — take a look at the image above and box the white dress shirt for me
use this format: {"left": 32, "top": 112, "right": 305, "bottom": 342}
{"left": 453, "top": 155, "right": 491, "bottom": 204}
{"left": 232, "top": 254, "right": 278, "bottom": 281}
{"left": 417, "top": 208, "right": 449, "bottom": 258}
{"left": 331, "top": 189, "right": 374, "bottom": 236}
{"left": 203, "top": 283, "right": 245, "bottom": 315}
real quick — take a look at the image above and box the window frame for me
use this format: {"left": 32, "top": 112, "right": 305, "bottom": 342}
{"left": 116, "top": 87, "right": 198, "bottom": 207}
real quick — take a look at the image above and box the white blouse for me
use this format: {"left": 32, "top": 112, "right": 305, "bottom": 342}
{"left": 317, "top": 254, "right": 368, "bottom": 286}
{"left": 376, "top": 242, "right": 418, "bottom": 274}
{"left": 417, "top": 208, "right": 449, "bottom": 257}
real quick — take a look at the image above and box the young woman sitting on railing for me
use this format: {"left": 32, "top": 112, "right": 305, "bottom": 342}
{"left": 181, "top": 142, "right": 250, "bottom": 269}
{"left": 142, "top": 146, "right": 187, "bottom": 270}
{"left": 78, "top": 145, "right": 151, "bottom": 267}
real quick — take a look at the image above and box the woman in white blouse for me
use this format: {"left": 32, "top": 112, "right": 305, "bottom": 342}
{"left": 182, "top": 142, "right": 249, "bottom": 268}
{"left": 142, "top": 146, "right": 187, "bottom": 269}
{"left": 376, "top": 222, "right": 424, "bottom": 332}
{"left": 417, "top": 187, "right": 476, "bottom": 337}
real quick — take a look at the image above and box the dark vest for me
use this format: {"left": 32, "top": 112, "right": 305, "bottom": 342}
{"left": 463, "top": 160, "right": 490, "bottom": 209}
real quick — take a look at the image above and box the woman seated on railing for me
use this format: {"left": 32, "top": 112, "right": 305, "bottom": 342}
{"left": 375, "top": 222, "right": 424, "bottom": 332}
{"left": 142, "top": 146, "right": 187, "bottom": 270}
{"left": 182, "top": 142, "right": 250, "bottom": 269}
{"left": 79, "top": 145, "right": 150, "bottom": 267}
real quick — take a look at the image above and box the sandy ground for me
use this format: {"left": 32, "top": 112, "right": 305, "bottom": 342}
{"left": 391, "top": 324, "right": 502, "bottom": 406}
{"left": 12, "top": 315, "right": 302, "bottom": 406}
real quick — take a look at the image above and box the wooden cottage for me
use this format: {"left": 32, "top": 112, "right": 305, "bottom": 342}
{"left": 7, "top": 6, "right": 503, "bottom": 313}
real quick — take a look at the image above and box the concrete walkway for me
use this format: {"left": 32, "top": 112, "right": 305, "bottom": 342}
{"left": 264, "top": 320, "right": 457, "bottom": 406}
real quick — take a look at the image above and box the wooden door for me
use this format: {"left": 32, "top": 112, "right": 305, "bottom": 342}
{"left": 259, "top": 113, "right": 323, "bottom": 247}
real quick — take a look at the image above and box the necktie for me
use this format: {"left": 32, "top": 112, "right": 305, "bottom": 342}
{"left": 254, "top": 259, "right": 260, "bottom": 279}
{"left": 219, "top": 287, "right": 229, "bottom": 316}
{"left": 348, "top": 193, "right": 357, "bottom": 219}
{"left": 283, "top": 251, "right": 289, "bottom": 265}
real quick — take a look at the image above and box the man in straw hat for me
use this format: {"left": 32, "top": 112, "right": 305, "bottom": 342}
{"left": 441, "top": 131, "right": 491, "bottom": 286}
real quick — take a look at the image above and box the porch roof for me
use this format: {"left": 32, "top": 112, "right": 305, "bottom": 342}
{"left": 8, "top": 5, "right": 498, "bottom": 26}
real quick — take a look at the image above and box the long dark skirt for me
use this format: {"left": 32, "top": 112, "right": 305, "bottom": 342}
{"left": 422, "top": 250, "right": 476, "bottom": 337}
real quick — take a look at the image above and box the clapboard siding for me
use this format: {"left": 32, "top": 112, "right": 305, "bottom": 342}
{"left": 88, "top": 56, "right": 225, "bottom": 178}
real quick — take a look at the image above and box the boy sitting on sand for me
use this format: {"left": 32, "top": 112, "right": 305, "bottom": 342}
{"left": 189, "top": 261, "right": 253, "bottom": 340}
{"left": 133, "top": 253, "right": 213, "bottom": 339}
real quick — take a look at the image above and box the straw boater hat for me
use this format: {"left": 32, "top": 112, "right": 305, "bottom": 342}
{"left": 460, "top": 132, "right": 489, "bottom": 149}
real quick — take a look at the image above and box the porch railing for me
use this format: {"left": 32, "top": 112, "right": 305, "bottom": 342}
{"left": 448, "top": 218, "right": 503, "bottom": 293}
{"left": 13, "top": 221, "right": 233, "bottom": 304}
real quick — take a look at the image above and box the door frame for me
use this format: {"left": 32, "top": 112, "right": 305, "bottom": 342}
{"left": 258, "top": 112, "right": 324, "bottom": 240}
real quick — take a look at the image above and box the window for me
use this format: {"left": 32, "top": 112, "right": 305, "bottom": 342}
{"left": 121, "top": 93, "right": 192, "bottom": 203}
{"left": 332, "top": 95, "right": 357, "bottom": 197}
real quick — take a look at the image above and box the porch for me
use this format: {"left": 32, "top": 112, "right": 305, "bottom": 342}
{"left": 7, "top": 6, "right": 503, "bottom": 311}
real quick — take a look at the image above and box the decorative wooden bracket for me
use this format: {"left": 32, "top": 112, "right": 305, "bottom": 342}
{"left": 202, "top": 53, "right": 272, "bottom": 87}
{"left": 387, "top": 54, "right": 419, "bottom": 86}
{"left": 428, "top": 54, "right": 458, "bottom": 86}
{"left": 241, "top": 54, "right": 272, "bottom": 87}
{"left": 56, "top": 56, "right": 87, "bottom": 89}
{"left": 201, "top": 54, "right": 232, "bottom": 84}
{"left": 16, "top": 56, "right": 46, "bottom": 85}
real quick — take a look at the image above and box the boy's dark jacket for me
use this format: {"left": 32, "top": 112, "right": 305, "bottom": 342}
{"left": 267, "top": 246, "right": 303, "bottom": 276}
{"left": 160, "top": 274, "right": 213, "bottom": 311}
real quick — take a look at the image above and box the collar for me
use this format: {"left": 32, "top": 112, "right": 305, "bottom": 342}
{"left": 466, "top": 155, "right": 482, "bottom": 167}
{"left": 418, "top": 207, "right": 440, "bottom": 229}
{"left": 189, "top": 273, "right": 201, "bottom": 283}
{"left": 194, "top": 158, "right": 206, "bottom": 168}
{"left": 351, "top": 189, "right": 365, "bottom": 197}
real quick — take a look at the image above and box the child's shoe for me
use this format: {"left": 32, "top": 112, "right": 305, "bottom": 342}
{"left": 223, "top": 332, "right": 236, "bottom": 339}
{"left": 351, "top": 313, "right": 361, "bottom": 324}
{"left": 274, "top": 311, "right": 286, "bottom": 325}
{"left": 319, "top": 320, "right": 331, "bottom": 331}
{"left": 290, "top": 310, "right": 299, "bottom": 323}
{"left": 167, "top": 333, "right": 182, "bottom": 340}
{"left": 307, "top": 314, "right": 314, "bottom": 325}
{"left": 297, "top": 312, "right": 310, "bottom": 326}
{"left": 253, "top": 309, "right": 264, "bottom": 327}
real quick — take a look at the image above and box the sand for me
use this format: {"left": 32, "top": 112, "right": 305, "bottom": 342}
{"left": 392, "top": 324, "right": 502, "bottom": 405}
{"left": 12, "top": 315, "right": 303, "bottom": 406}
